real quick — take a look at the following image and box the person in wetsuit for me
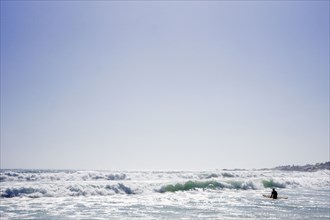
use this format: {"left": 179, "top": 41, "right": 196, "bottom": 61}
{"left": 270, "top": 188, "right": 278, "bottom": 199}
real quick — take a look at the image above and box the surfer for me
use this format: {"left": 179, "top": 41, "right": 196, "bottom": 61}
{"left": 270, "top": 188, "right": 278, "bottom": 199}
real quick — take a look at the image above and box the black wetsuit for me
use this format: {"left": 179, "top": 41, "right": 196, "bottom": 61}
{"left": 271, "top": 190, "right": 278, "bottom": 199}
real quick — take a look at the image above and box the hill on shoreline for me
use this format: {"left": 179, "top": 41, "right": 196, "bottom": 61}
{"left": 273, "top": 161, "right": 330, "bottom": 172}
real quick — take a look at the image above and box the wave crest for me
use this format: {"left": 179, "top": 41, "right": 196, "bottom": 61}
{"left": 1, "top": 187, "right": 48, "bottom": 198}
{"left": 157, "top": 180, "right": 256, "bottom": 193}
{"left": 1, "top": 183, "right": 135, "bottom": 198}
{"left": 262, "top": 179, "right": 286, "bottom": 188}
{"left": 0, "top": 171, "right": 126, "bottom": 182}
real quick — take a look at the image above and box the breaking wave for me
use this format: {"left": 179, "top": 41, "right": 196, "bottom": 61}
{"left": 262, "top": 179, "right": 287, "bottom": 188}
{"left": 199, "top": 172, "right": 236, "bottom": 179}
{"left": 1, "top": 183, "right": 135, "bottom": 198}
{"left": 157, "top": 180, "right": 256, "bottom": 193}
{"left": 2, "top": 187, "right": 48, "bottom": 198}
{"left": 0, "top": 170, "right": 126, "bottom": 182}
{"left": 1, "top": 169, "right": 328, "bottom": 198}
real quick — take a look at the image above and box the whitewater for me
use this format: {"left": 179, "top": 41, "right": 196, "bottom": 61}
{"left": 0, "top": 169, "right": 329, "bottom": 219}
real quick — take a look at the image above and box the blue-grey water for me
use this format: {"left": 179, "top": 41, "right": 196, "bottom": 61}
{"left": 0, "top": 169, "right": 329, "bottom": 219}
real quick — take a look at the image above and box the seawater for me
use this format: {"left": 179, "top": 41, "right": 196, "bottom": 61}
{"left": 0, "top": 169, "right": 329, "bottom": 219}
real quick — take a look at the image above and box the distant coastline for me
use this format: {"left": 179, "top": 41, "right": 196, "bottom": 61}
{"left": 1, "top": 162, "right": 329, "bottom": 172}
{"left": 273, "top": 161, "right": 330, "bottom": 172}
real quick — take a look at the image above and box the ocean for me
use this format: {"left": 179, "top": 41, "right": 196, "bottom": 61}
{"left": 0, "top": 169, "right": 329, "bottom": 219}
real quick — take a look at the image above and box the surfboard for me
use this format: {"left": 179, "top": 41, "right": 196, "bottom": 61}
{"left": 262, "top": 194, "right": 288, "bottom": 199}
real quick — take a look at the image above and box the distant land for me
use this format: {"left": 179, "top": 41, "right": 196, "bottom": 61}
{"left": 272, "top": 161, "right": 330, "bottom": 172}
{"left": 1, "top": 162, "right": 329, "bottom": 172}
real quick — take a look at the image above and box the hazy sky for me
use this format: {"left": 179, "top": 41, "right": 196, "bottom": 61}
{"left": 1, "top": 1, "right": 329, "bottom": 170}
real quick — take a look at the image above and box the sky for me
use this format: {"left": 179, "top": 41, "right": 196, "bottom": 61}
{"left": 1, "top": 1, "right": 329, "bottom": 170}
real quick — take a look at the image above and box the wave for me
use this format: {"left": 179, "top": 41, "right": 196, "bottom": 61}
{"left": 1, "top": 169, "right": 328, "bottom": 198}
{"left": 1, "top": 187, "right": 48, "bottom": 198}
{"left": 262, "top": 179, "right": 287, "bottom": 188}
{"left": 1, "top": 183, "right": 135, "bottom": 198}
{"left": 199, "top": 172, "right": 236, "bottom": 179}
{"left": 0, "top": 170, "right": 126, "bottom": 182}
{"left": 157, "top": 180, "right": 256, "bottom": 193}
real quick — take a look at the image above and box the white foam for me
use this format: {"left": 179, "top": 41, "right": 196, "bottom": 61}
{"left": 1, "top": 169, "right": 329, "bottom": 198}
